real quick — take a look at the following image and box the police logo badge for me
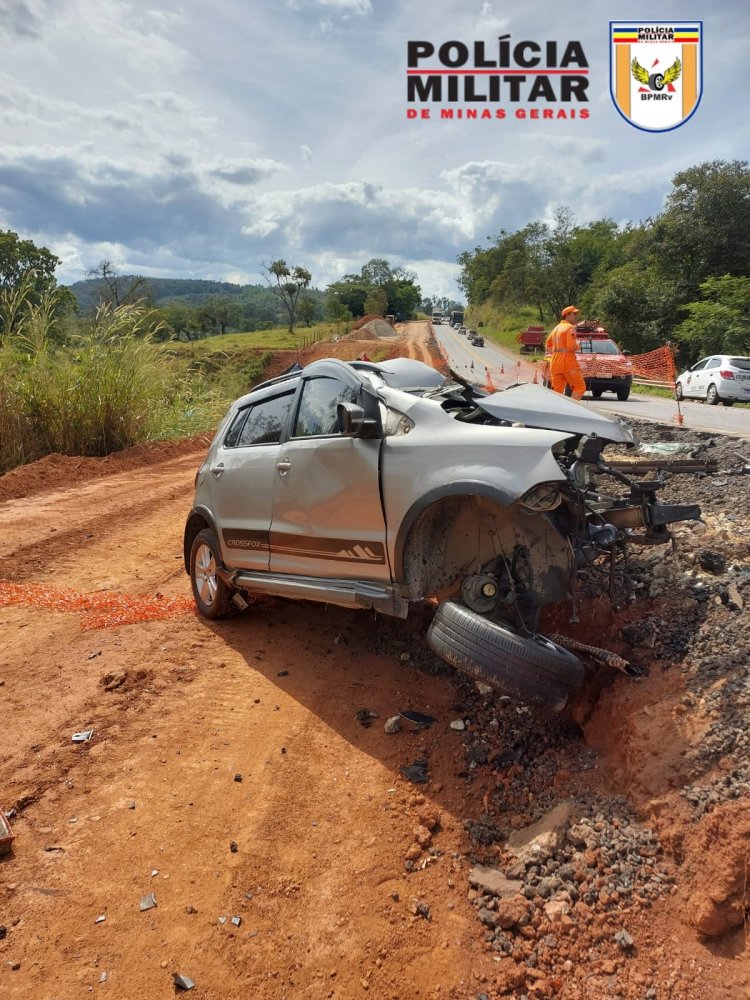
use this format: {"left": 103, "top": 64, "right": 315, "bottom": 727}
{"left": 610, "top": 21, "right": 702, "bottom": 131}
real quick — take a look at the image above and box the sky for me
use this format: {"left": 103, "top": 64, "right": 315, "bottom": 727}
{"left": 1, "top": 0, "right": 748, "bottom": 300}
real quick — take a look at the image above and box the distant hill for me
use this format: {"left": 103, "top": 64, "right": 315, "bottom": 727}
{"left": 66, "top": 276, "right": 251, "bottom": 312}
{"left": 64, "top": 275, "right": 328, "bottom": 333}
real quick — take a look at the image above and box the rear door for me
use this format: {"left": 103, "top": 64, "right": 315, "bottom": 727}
{"left": 208, "top": 387, "right": 296, "bottom": 571}
{"left": 702, "top": 356, "right": 723, "bottom": 397}
{"left": 269, "top": 371, "right": 390, "bottom": 581}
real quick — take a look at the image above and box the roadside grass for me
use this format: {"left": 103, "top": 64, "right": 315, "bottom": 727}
{"left": 161, "top": 322, "right": 346, "bottom": 401}
{"left": 0, "top": 299, "right": 227, "bottom": 474}
{"left": 465, "top": 304, "right": 547, "bottom": 352}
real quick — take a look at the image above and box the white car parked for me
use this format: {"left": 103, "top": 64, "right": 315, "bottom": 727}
{"left": 676, "top": 355, "right": 750, "bottom": 406}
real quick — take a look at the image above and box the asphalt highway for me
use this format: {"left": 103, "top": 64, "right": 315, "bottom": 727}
{"left": 433, "top": 323, "right": 750, "bottom": 441}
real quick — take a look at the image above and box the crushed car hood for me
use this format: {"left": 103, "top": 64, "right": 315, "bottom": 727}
{"left": 477, "top": 384, "right": 635, "bottom": 444}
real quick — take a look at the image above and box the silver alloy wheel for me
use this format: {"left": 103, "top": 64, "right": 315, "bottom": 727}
{"left": 194, "top": 542, "right": 218, "bottom": 606}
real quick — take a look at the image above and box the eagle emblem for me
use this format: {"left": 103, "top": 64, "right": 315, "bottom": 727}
{"left": 631, "top": 56, "right": 681, "bottom": 91}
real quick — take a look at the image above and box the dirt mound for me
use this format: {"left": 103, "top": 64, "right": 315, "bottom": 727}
{"left": 680, "top": 801, "right": 750, "bottom": 937}
{"left": 358, "top": 318, "right": 398, "bottom": 339}
{"left": 353, "top": 313, "right": 389, "bottom": 330}
{"left": 0, "top": 433, "right": 212, "bottom": 503}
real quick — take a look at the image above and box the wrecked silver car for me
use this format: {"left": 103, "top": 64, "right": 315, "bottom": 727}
{"left": 184, "top": 358, "right": 700, "bottom": 710}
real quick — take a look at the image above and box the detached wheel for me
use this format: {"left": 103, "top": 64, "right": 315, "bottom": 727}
{"left": 722, "top": 399, "right": 735, "bottom": 407}
{"left": 707, "top": 383, "right": 720, "bottom": 405}
{"left": 616, "top": 387, "right": 631, "bottom": 401}
{"left": 426, "top": 601, "right": 584, "bottom": 711}
{"left": 592, "top": 389, "right": 603, "bottom": 399}
{"left": 675, "top": 382, "right": 684, "bottom": 401}
{"left": 190, "top": 528, "right": 232, "bottom": 619}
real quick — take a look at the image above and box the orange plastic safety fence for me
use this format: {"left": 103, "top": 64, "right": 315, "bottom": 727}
{"left": 0, "top": 581, "right": 196, "bottom": 629}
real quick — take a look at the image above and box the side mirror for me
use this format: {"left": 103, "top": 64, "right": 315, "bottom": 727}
{"left": 623, "top": 350, "right": 632, "bottom": 357}
{"left": 337, "top": 402, "right": 366, "bottom": 436}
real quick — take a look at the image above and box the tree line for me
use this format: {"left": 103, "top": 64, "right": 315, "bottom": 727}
{"left": 457, "top": 159, "right": 750, "bottom": 361}
{"left": 0, "top": 236, "right": 424, "bottom": 343}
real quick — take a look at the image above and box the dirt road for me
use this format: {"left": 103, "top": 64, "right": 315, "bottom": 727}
{"left": 2, "top": 324, "right": 749, "bottom": 999}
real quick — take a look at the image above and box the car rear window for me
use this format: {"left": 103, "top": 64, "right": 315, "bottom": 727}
{"left": 224, "top": 390, "right": 295, "bottom": 448}
{"left": 729, "top": 358, "right": 750, "bottom": 371}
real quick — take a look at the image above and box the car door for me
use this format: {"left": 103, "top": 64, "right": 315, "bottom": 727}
{"left": 702, "top": 356, "right": 723, "bottom": 397}
{"left": 269, "top": 372, "right": 390, "bottom": 582}
{"left": 208, "top": 387, "right": 296, "bottom": 571}
{"left": 685, "top": 358, "right": 708, "bottom": 398}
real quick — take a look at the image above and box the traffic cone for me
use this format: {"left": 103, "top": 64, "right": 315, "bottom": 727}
{"left": 532, "top": 368, "right": 538, "bottom": 384}
{"left": 500, "top": 363, "right": 504, "bottom": 374}
{"left": 484, "top": 367, "right": 495, "bottom": 392}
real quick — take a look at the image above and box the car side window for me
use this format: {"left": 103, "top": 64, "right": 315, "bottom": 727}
{"left": 706, "top": 357, "right": 722, "bottom": 369}
{"left": 691, "top": 359, "right": 708, "bottom": 371}
{"left": 293, "top": 377, "right": 359, "bottom": 437}
{"left": 237, "top": 391, "right": 295, "bottom": 446}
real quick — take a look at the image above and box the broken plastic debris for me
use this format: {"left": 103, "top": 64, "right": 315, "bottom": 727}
{"left": 95, "top": 914, "right": 106, "bottom": 924}
{"left": 172, "top": 973, "right": 195, "bottom": 990}
{"left": 72, "top": 729, "right": 94, "bottom": 743}
{"left": 355, "top": 708, "right": 378, "bottom": 727}
{"left": 231, "top": 915, "right": 242, "bottom": 927}
{"left": 139, "top": 892, "right": 157, "bottom": 911}
{"left": 99, "top": 971, "right": 108, "bottom": 983}
{"left": 400, "top": 762, "right": 429, "bottom": 784}
{"left": 151, "top": 869, "right": 159, "bottom": 877}
{"left": 399, "top": 711, "right": 436, "bottom": 727}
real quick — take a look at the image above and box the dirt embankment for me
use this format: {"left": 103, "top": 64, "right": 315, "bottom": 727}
{"left": 1, "top": 327, "right": 749, "bottom": 999}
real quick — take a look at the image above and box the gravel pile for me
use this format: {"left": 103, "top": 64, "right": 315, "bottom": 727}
{"left": 448, "top": 418, "right": 750, "bottom": 989}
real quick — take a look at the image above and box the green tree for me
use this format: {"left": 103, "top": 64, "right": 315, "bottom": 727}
{"left": 651, "top": 160, "right": 750, "bottom": 294}
{"left": 298, "top": 296, "right": 316, "bottom": 327}
{"left": 262, "top": 259, "right": 312, "bottom": 333}
{"left": 364, "top": 287, "right": 388, "bottom": 315}
{"left": 675, "top": 275, "right": 750, "bottom": 358}
{"left": 86, "top": 259, "right": 148, "bottom": 308}
{"left": 0, "top": 230, "right": 61, "bottom": 291}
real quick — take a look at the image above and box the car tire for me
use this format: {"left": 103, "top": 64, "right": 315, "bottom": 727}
{"left": 592, "top": 390, "right": 603, "bottom": 399}
{"left": 190, "top": 528, "right": 233, "bottom": 619}
{"left": 707, "top": 383, "right": 720, "bottom": 405}
{"left": 426, "top": 601, "right": 584, "bottom": 711}
{"left": 616, "top": 387, "right": 630, "bottom": 401}
{"left": 675, "top": 382, "right": 684, "bottom": 401}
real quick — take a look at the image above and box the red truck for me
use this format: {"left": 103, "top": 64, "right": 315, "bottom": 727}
{"left": 517, "top": 325, "right": 546, "bottom": 353}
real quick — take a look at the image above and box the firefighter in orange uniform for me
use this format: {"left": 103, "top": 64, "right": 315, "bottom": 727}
{"left": 545, "top": 306, "right": 586, "bottom": 400}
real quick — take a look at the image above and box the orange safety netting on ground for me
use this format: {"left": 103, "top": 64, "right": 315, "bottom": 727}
{"left": 0, "top": 581, "right": 196, "bottom": 630}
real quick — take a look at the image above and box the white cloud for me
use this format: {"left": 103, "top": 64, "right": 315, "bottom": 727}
{"left": 0, "top": 0, "right": 743, "bottom": 298}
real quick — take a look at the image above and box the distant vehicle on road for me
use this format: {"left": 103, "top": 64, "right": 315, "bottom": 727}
{"left": 458, "top": 326, "right": 467, "bottom": 335}
{"left": 517, "top": 325, "right": 546, "bottom": 354}
{"left": 431, "top": 310, "right": 444, "bottom": 325}
{"left": 676, "top": 355, "right": 750, "bottom": 406}
{"left": 450, "top": 310, "right": 464, "bottom": 327}
{"left": 468, "top": 331, "right": 485, "bottom": 347}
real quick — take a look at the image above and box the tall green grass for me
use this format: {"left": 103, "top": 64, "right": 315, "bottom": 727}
{"left": 0, "top": 292, "right": 224, "bottom": 474}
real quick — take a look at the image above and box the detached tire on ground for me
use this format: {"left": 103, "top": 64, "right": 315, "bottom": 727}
{"left": 426, "top": 601, "right": 584, "bottom": 711}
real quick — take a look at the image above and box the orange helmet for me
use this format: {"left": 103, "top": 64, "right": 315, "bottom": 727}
{"left": 561, "top": 305, "right": 580, "bottom": 318}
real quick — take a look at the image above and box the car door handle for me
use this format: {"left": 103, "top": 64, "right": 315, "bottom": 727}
{"left": 276, "top": 459, "right": 291, "bottom": 474}
{"left": 211, "top": 463, "right": 224, "bottom": 478}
